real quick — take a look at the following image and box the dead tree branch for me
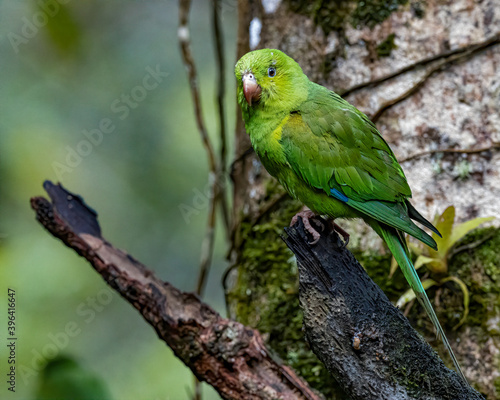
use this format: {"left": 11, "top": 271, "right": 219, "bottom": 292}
{"left": 30, "top": 181, "right": 323, "bottom": 400}
{"left": 283, "top": 219, "right": 484, "bottom": 400}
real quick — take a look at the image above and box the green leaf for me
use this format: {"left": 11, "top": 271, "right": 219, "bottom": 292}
{"left": 448, "top": 216, "right": 495, "bottom": 251}
{"left": 434, "top": 206, "right": 455, "bottom": 239}
{"left": 441, "top": 276, "right": 470, "bottom": 330}
{"left": 414, "top": 255, "right": 439, "bottom": 270}
{"left": 408, "top": 242, "right": 423, "bottom": 256}
{"left": 396, "top": 279, "right": 438, "bottom": 308}
{"left": 433, "top": 206, "right": 455, "bottom": 258}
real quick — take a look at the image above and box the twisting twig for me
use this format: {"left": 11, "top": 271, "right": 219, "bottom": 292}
{"left": 179, "top": 0, "right": 218, "bottom": 173}
{"left": 251, "top": 191, "right": 290, "bottom": 227}
{"left": 370, "top": 38, "right": 500, "bottom": 123}
{"left": 195, "top": 171, "right": 218, "bottom": 297}
{"left": 340, "top": 32, "right": 500, "bottom": 97}
{"left": 179, "top": 3, "right": 214, "bottom": 399}
{"left": 212, "top": 0, "right": 231, "bottom": 240}
{"left": 178, "top": 0, "right": 218, "bottom": 296}
{"left": 229, "top": 146, "right": 255, "bottom": 179}
{"left": 179, "top": 0, "right": 223, "bottom": 297}
{"left": 370, "top": 63, "right": 441, "bottom": 123}
{"left": 179, "top": 2, "right": 231, "bottom": 397}
{"left": 30, "top": 181, "right": 324, "bottom": 400}
{"left": 448, "top": 230, "right": 496, "bottom": 259}
{"left": 399, "top": 142, "right": 500, "bottom": 163}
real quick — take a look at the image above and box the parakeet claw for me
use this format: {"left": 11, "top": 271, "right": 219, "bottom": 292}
{"left": 332, "top": 222, "right": 350, "bottom": 247}
{"left": 290, "top": 208, "right": 323, "bottom": 245}
{"left": 290, "top": 208, "right": 349, "bottom": 247}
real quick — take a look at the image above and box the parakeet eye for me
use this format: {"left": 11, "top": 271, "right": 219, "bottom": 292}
{"left": 268, "top": 67, "right": 276, "bottom": 77}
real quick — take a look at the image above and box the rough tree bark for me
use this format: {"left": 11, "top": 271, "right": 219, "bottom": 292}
{"left": 30, "top": 181, "right": 323, "bottom": 400}
{"left": 284, "top": 220, "right": 483, "bottom": 400}
{"left": 32, "top": 180, "right": 486, "bottom": 399}
{"left": 30, "top": 1, "right": 500, "bottom": 398}
{"left": 228, "top": 0, "right": 500, "bottom": 398}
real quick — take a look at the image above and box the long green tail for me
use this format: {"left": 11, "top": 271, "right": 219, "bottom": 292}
{"left": 373, "top": 222, "right": 467, "bottom": 383}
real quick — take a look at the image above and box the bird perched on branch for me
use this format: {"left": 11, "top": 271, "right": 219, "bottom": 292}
{"left": 235, "top": 48, "right": 467, "bottom": 383}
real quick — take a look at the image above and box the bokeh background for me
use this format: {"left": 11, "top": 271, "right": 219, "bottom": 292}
{"left": 0, "top": 1, "right": 237, "bottom": 398}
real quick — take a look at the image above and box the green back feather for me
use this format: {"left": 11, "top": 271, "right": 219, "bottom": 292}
{"left": 278, "top": 84, "right": 438, "bottom": 248}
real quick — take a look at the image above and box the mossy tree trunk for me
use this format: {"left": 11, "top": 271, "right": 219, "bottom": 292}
{"left": 227, "top": 1, "right": 500, "bottom": 398}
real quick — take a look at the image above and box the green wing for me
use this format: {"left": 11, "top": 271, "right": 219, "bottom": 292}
{"left": 280, "top": 84, "right": 439, "bottom": 248}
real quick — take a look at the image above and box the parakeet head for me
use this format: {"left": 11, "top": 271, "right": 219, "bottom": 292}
{"left": 235, "top": 49, "right": 308, "bottom": 114}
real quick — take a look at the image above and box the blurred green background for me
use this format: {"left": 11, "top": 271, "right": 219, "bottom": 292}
{"left": 0, "top": 1, "right": 237, "bottom": 398}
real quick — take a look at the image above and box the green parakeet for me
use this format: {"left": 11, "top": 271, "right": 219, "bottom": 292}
{"left": 235, "top": 48, "right": 466, "bottom": 382}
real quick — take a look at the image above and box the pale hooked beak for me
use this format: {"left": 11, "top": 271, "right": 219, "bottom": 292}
{"left": 242, "top": 72, "right": 261, "bottom": 106}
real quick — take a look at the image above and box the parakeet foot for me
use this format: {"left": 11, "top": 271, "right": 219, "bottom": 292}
{"left": 290, "top": 208, "right": 323, "bottom": 245}
{"left": 332, "top": 222, "right": 350, "bottom": 247}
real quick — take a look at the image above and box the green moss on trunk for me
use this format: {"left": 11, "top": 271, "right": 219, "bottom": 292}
{"left": 285, "top": 0, "right": 411, "bottom": 34}
{"left": 351, "top": 0, "right": 409, "bottom": 28}
{"left": 376, "top": 33, "right": 397, "bottom": 57}
{"left": 362, "top": 227, "right": 500, "bottom": 398}
{"left": 448, "top": 227, "right": 500, "bottom": 333}
{"left": 230, "top": 169, "right": 498, "bottom": 398}
{"left": 228, "top": 187, "right": 348, "bottom": 398}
